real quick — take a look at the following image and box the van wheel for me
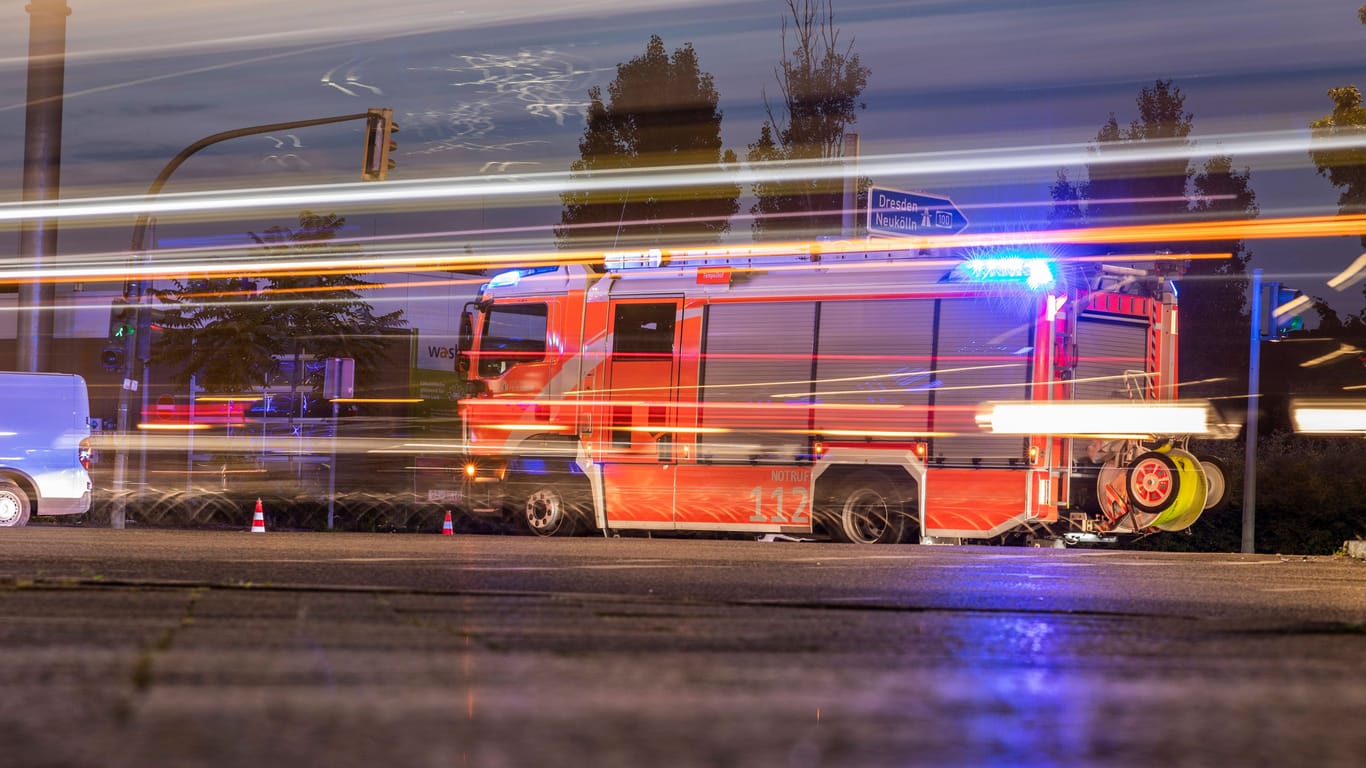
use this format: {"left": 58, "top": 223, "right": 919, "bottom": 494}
{"left": 0, "top": 482, "right": 32, "bottom": 528}
{"left": 832, "top": 473, "right": 915, "bottom": 545}
{"left": 516, "top": 483, "right": 583, "bottom": 537}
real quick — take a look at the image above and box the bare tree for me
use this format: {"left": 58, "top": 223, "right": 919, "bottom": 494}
{"left": 748, "top": 0, "right": 870, "bottom": 240}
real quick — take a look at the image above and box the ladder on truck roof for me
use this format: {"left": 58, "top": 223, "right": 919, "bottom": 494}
{"left": 603, "top": 240, "right": 947, "bottom": 274}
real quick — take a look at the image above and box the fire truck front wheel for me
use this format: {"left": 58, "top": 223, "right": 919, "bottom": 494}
{"left": 514, "top": 483, "right": 585, "bottom": 537}
{"left": 831, "top": 472, "right": 915, "bottom": 545}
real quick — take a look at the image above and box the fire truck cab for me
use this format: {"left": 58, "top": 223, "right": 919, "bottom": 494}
{"left": 454, "top": 244, "right": 1219, "bottom": 544}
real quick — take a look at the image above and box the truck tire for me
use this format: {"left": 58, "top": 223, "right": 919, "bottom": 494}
{"left": 516, "top": 482, "right": 583, "bottom": 537}
{"left": 831, "top": 472, "right": 914, "bottom": 545}
{"left": 0, "top": 481, "right": 32, "bottom": 528}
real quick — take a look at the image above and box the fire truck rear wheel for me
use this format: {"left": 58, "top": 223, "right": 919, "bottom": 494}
{"left": 0, "top": 481, "right": 32, "bottom": 528}
{"left": 832, "top": 473, "right": 914, "bottom": 545}
{"left": 516, "top": 483, "right": 582, "bottom": 537}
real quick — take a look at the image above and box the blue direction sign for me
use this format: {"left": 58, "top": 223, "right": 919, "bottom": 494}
{"left": 866, "top": 186, "right": 968, "bottom": 237}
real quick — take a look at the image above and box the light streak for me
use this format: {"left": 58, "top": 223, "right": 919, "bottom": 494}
{"left": 977, "top": 401, "right": 1211, "bottom": 436}
{"left": 0, "top": 213, "right": 1315, "bottom": 289}
{"left": 0, "top": 127, "right": 1363, "bottom": 227}
{"left": 619, "top": 426, "right": 732, "bottom": 434}
{"left": 797, "top": 428, "right": 953, "bottom": 438}
{"left": 192, "top": 395, "right": 255, "bottom": 402}
{"left": 1272, "top": 292, "right": 1313, "bottom": 321}
{"left": 1299, "top": 344, "right": 1363, "bottom": 368}
{"left": 1291, "top": 401, "right": 1366, "bottom": 434}
{"left": 1327, "top": 253, "right": 1366, "bottom": 291}
{"left": 330, "top": 397, "right": 425, "bottom": 403}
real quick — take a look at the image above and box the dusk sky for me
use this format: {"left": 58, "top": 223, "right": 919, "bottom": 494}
{"left": 2, "top": 0, "right": 1364, "bottom": 313}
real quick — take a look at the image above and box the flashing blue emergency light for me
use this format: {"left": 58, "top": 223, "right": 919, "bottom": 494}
{"left": 488, "top": 270, "right": 522, "bottom": 288}
{"left": 956, "top": 254, "right": 1055, "bottom": 290}
{"left": 487, "top": 266, "right": 558, "bottom": 289}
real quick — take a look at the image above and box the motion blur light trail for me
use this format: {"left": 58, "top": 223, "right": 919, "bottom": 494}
{"left": 0, "top": 124, "right": 1359, "bottom": 286}
{"left": 0, "top": 225, "right": 1258, "bottom": 288}
{"left": 977, "top": 401, "right": 1213, "bottom": 437}
{"left": 1291, "top": 401, "right": 1366, "bottom": 434}
{"left": 1327, "top": 253, "right": 1366, "bottom": 291}
{"left": 0, "top": 128, "right": 1359, "bottom": 225}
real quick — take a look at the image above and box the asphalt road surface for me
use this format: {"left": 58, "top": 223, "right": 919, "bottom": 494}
{"left": 3, "top": 527, "right": 1364, "bottom": 768}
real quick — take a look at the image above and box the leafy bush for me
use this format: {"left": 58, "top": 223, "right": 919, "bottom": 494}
{"left": 1135, "top": 433, "right": 1366, "bottom": 554}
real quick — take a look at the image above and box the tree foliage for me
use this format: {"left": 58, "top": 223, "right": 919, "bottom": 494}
{"left": 1082, "top": 79, "right": 1194, "bottom": 226}
{"left": 1049, "top": 80, "right": 1257, "bottom": 399}
{"left": 748, "top": 0, "right": 870, "bottom": 240}
{"left": 1047, "top": 169, "right": 1085, "bottom": 229}
{"left": 1310, "top": 12, "right": 1366, "bottom": 252}
{"left": 1304, "top": 7, "right": 1366, "bottom": 330}
{"left": 151, "top": 211, "right": 406, "bottom": 393}
{"left": 1184, "top": 154, "right": 1258, "bottom": 394}
{"left": 1310, "top": 86, "right": 1366, "bottom": 240}
{"left": 556, "top": 35, "right": 740, "bottom": 251}
{"left": 1135, "top": 434, "right": 1366, "bottom": 555}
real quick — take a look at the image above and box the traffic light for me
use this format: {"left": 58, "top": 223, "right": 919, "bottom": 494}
{"left": 1265, "top": 282, "right": 1307, "bottom": 339}
{"left": 108, "top": 299, "right": 136, "bottom": 343}
{"left": 361, "top": 107, "right": 398, "bottom": 181}
{"left": 100, "top": 346, "right": 125, "bottom": 372}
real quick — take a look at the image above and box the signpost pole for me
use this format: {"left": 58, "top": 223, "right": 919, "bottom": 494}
{"left": 841, "top": 133, "right": 859, "bottom": 238}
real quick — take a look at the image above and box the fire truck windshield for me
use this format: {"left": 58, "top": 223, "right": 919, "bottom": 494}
{"left": 477, "top": 302, "right": 548, "bottom": 378}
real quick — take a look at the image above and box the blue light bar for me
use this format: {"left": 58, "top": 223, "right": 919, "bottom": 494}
{"left": 956, "top": 254, "right": 1055, "bottom": 290}
{"left": 487, "top": 269, "right": 522, "bottom": 288}
{"left": 487, "top": 266, "right": 559, "bottom": 289}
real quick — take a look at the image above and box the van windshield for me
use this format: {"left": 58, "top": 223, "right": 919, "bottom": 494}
{"left": 478, "top": 302, "right": 548, "bottom": 377}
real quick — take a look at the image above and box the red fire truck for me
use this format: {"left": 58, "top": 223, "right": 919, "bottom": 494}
{"left": 452, "top": 243, "right": 1225, "bottom": 544}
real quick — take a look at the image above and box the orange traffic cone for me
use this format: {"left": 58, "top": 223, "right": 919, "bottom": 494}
{"left": 441, "top": 510, "right": 454, "bottom": 536}
{"left": 249, "top": 498, "right": 266, "bottom": 533}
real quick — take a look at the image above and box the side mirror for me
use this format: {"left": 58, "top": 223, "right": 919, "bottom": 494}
{"left": 457, "top": 304, "right": 476, "bottom": 352}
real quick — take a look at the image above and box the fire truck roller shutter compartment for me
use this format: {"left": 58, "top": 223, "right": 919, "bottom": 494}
{"left": 813, "top": 299, "right": 935, "bottom": 437}
{"left": 697, "top": 301, "right": 817, "bottom": 464}
{"left": 930, "top": 297, "right": 1034, "bottom": 464}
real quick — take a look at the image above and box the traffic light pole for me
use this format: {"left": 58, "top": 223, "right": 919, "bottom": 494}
{"left": 1242, "top": 269, "right": 1262, "bottom": 554}
{"left": 109, "top": 110, "right": 385, "bottom": 528}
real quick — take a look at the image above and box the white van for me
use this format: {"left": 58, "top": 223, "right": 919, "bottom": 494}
{"left": 0, "top": 372, "right": 94, "bottom": 527}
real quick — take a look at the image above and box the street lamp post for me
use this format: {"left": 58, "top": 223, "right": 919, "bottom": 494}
{"left": 16, "top": 0, "right": 71, "bottom": 373}
{"left": 109, "top": 110, "right": 389, "bottom": 528}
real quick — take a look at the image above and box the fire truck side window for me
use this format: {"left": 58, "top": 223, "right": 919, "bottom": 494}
{"left": 478, "top": 302, "right": 548, "bottom": 377}
{"left": 612, "top": 303, "right": 676, "bottom": 357}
